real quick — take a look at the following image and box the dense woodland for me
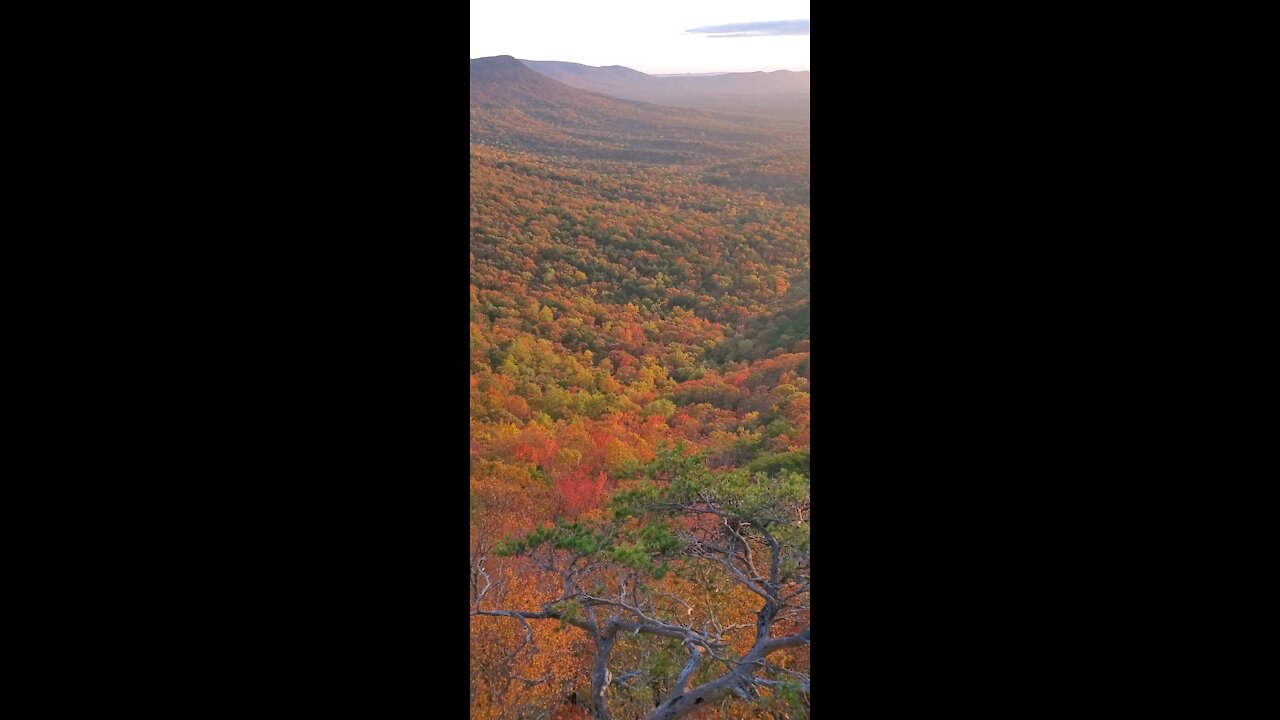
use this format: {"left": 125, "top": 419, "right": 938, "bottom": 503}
{"left": 470, "top": 56, "right": 810, "bottom": 720}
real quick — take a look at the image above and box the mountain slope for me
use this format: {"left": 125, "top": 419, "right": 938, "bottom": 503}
{"left": 470, "top": 55, "right": 775, "bottom": 163}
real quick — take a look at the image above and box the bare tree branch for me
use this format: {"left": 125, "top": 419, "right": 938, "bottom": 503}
{"left": 667, "top": 643, "right": 704, "bottom": 700}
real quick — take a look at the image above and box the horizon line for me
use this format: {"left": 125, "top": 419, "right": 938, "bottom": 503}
{"left": 471, "top": 55, "right": 810, "bottom": 75}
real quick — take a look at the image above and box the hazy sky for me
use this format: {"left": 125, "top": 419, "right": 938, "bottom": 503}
{"left": 470, "top": 0, "right": 810, "bottom": 75}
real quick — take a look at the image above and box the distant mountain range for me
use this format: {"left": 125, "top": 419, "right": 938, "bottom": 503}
{"left": 470, "top": 55, "right": 782, "bottom": 162}
{"left": 519, "top": 60, "right": 809, "bottom": 105}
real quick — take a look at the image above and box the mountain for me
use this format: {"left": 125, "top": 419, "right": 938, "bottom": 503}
{"left": 470, "top": 56, "right": 780, "bottom": 163}
{"left": 519, "top": 60, "right": 809, "bottom": 109}
{"left": 513, "top": 60, "right": 656, "bottom": 99}
{"left": 471, "top": 55, "right": 645, "bottom": 109}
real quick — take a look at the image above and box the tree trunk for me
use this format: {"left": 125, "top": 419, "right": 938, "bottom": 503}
{"left": 590, "top": 635, "right": 615, "bottom": 720}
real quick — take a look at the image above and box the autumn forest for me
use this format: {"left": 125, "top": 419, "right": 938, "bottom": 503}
{"left": 470, "top": 56, "right": 810, "bottom": 720}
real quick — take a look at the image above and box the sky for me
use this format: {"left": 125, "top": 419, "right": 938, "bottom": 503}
{"left": 470, "top": 0, "right": 810, "bottom": 75}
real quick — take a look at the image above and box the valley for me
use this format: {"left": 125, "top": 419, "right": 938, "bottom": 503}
{"left": 470, "top": 53, "right": 810, "bottom": 720}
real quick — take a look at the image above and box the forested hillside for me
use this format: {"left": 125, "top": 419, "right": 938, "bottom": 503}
{"left": 471, "top": 55, "right": 810, "bottom": 720}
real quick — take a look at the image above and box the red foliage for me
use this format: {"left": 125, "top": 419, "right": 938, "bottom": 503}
{"left": 554, "top": 469, "right": 608, "bottom": 517}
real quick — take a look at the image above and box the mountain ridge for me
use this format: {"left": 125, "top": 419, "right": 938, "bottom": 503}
{"left": 518, "top": 59, "right": 809, "bottom": 105}
{"left": 469, "top": 55, "right": 787, "bottom": 163}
